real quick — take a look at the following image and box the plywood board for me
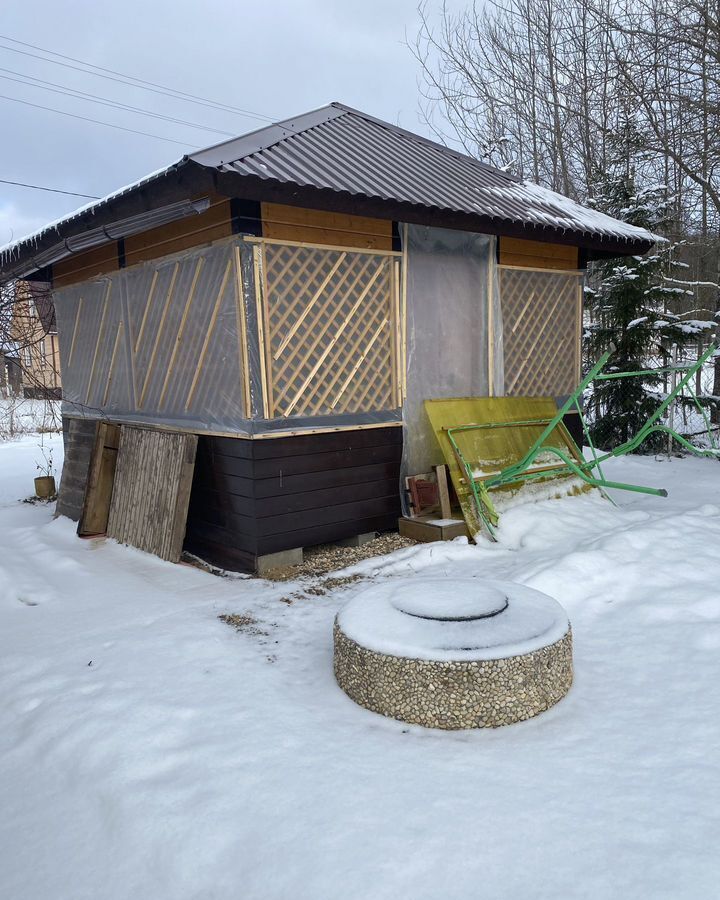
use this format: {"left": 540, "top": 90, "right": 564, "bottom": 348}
{"left": 106, "top": 426, "right": 198, "bottom": 562}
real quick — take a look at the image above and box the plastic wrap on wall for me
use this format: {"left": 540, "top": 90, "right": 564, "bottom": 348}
{"left": 55, "top": 237, "right": 403, "bottom": 435}
{"left": 401, "top": 225, "right": 502, "bottom": 482}
{"left": 56, "top": 241, "right": 251, "bottom": 433}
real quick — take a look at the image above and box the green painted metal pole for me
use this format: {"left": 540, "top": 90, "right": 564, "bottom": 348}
{"left": 498, "top": 347, "right": 615, "bottom": 483}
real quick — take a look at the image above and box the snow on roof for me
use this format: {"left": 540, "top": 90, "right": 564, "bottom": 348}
{"left": 499, "top": 181, "right": 663, "bottom": 244}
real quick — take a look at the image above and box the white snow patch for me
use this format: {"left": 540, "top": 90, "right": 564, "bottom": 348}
{"left": 0, "top": 437, "right": 719, "bottom": 898}
{"left": 337, "top": 579, "right": 569, "bottom": 660}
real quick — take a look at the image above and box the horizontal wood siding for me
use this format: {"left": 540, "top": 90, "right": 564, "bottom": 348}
{"left": 184, "top": 426, "right": 402, "bottom": 571}
{"left": 124, "top": 196, "right": 232, "bottom": 266}
{"left": 53, "top": 243, "right": 119, "bottom": 288}
{"left": 52, "top": 197, "right": 232, "bottom": 288}
{"left": 499, "top": 236, "right": 579, "bottom": 270}
{"left": 261, "top": 202, "right": 392, "bottom": 249}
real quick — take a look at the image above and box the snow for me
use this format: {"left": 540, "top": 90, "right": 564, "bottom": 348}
{"left": 1, "top": 436, "right": 720, "bottom": 897}
{"left": 0, "top": 397, "right": 61, "bottom": 440}
{"left": 484, "top": 180, "right": 663, "bottom": 244}
{"left": 337, "top": 579, "right": 569, "bottom": 660}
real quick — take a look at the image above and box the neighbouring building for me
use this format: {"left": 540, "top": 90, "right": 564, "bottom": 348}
{"left": 11, "top": 281, "right": 61, "bottom": 398}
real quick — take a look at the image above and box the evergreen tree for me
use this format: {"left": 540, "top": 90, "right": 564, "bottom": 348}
{"left": 584, "top": 175, "right": 700, "bottom": 451}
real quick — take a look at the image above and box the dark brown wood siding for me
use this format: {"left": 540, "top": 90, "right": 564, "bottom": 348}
{"left": 184, "top": 426, "right": 402, "bottom": 572}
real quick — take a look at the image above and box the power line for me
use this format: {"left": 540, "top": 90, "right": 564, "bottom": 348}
{"left": 0, "top": 93, "right": 197, "bottom": 146}
{"left": 0, "top": 178, "right": 99, "bottom": 199}
{"left": 0, "top": 67, "right": 236, "bottom": 137}
{"left": 0, "top": 37, "right": 277, "bottom": 123}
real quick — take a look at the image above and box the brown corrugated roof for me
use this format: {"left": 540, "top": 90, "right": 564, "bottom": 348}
{"left": 0, "top": 102, "right": 659, "bottom": 282}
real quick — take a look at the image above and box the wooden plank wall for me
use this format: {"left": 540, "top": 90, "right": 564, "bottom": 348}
{"left": 261, "top": 202, "right": 392, "bottom": 249}
{"left": 124, "top": 197, "right": 232, "bottom": 266}
{"left": 51, "top": 199, "right": 391, "bottom": 288}
{"left": 106, "top": 426, "right": 198, "bottom": 562}
{"left": 499, "top": 237, "right": 579, "bottom": 270}
{"left": 54, "top": 244, "right": 119, "bottom": 289}
{"left": 184, "top": 426, "right": 403, "bottom": 572}
{"left": 55, "top": 417, "right": 99, "bottom": 521}
{"left": 52, "top": 196, "right": 232, "bottom": 287}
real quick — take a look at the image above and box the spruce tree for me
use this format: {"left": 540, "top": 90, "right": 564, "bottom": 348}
{"left": 584, "top": 176, "right": 698, "bottom": 451}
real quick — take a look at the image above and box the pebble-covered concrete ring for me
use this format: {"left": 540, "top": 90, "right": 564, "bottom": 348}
{"left": 333, "top": 579, "right": 572, "bottom": 729}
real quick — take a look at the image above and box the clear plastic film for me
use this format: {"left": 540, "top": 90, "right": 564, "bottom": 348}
{"left": 55, "top": 236, "right": 402, "bottom": 435}
{"left": 400, "top": 224, "right": 503, "bottom": 485}
{"left": 56, "top": 241, "right": 253, "bottom": 433}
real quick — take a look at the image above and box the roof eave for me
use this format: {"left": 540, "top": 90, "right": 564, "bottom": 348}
{"left": 0, "top": 161, "right": 215, "bottom": 283}
{"left": 214, "top": 171, "right": 656, "bottom": 256}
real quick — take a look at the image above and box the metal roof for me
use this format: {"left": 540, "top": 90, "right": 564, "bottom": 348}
{"left": 189, "top": 103, "right": 659, "bottom": 246}
{"left": 0, "top": 102, "right": 658, "bottom": 281}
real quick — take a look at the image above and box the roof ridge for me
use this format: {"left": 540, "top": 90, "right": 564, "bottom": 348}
{"left": 188, "top": 103, "right": 344, "bottom": 166}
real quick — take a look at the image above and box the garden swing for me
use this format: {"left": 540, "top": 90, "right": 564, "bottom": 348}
{"left": 426, "top": 342, "right": 720, "bottom": 539}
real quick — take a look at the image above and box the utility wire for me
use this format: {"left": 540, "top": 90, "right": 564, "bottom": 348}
{"left": 0, "top": 178, "right": 99, "bottom": 199}
{"left": 0, "top": 37, "right": 277, "bottom": 123}
{"left": 0, "top": 93, "right": 197, "bottom": 146}
{"left": 0, "top": 67, "right": 236, "bottom": 136}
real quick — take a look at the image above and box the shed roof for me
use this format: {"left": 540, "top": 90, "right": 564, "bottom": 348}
{"left": 0, "top": 102, "right": 659, "bottom": 281}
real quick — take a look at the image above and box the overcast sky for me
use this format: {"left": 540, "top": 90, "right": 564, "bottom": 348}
{"left": 0, "top": 1, "right": 462, "bottom": 247}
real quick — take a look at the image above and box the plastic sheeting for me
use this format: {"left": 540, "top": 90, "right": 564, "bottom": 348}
{"left": 401, "top": 225, "right": 502, "bottom": 481}
{"left": 56, "top": 242, "right": 250, "bottom": 433}
{"left": 55, "top": 237, "right": 402, "bottom": 435}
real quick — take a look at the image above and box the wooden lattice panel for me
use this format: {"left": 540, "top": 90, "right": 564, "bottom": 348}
{"left": 255, "top": 239, "right": 403, "bottom": 418}
{"left": 500, "top": 267, "right": 582, "bottom": 396}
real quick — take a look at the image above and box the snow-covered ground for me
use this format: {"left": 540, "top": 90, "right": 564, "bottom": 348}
{"left": 1, "top": 436, "right": 719, "bottom": 899}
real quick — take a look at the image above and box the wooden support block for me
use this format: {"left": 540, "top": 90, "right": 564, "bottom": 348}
{"left": 398, "top": 516, "right": 469, "bottom": 543}
{"left": 434, "top": 464, "right": 452, "bottom": 519}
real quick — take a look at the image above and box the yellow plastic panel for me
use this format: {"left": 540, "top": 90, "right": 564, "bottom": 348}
{"left": 424, "top": 396, "right": 586, "bottom": 538}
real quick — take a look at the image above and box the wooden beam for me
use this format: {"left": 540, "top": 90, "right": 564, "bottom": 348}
{"left": 234, "top": 245, "right": 253, "bottom": 418}
{"left": 158, "top": 257, "right": 205, "bottom": 409}
{"left": 242, "top": 233, "right": 402, "bottom": 258}
{"left": 139, "top": 261, "right": 179, "bottom": 408}
{"left": 85, "top": 282, "right": 111, "bottom": 405}
{"left": 252, "top": 245, "right": 271, "bottom": 418}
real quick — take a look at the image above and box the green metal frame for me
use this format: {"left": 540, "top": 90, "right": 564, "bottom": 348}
{"left": 445, "top": 343, "right": 719, "bottom": 537}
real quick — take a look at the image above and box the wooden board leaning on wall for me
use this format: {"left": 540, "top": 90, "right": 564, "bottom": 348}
{"left": 498, "top": 236, "right": 579, "bottom": 271}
